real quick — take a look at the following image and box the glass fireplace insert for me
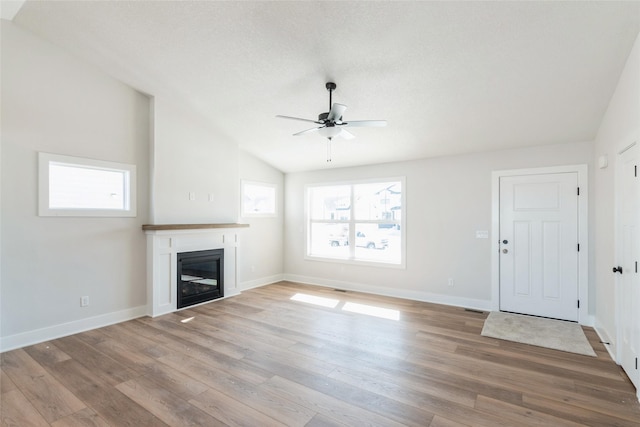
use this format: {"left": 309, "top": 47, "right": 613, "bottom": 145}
{"left": 177, "top": 249, "right": 224, "bottom": 309}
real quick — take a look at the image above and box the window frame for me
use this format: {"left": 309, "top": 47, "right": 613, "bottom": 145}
{"left": 38, "top": 152, "right": 137, "bottom": 217}
{"left": 304, "top": 177, "right": 406, "bottom": 268}
{"left": 241, "top": 180, "right": 277, "bottom": 218}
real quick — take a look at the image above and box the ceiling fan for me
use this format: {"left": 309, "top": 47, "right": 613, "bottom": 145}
{"left": 276, "top": 82, "right": 387, "bottom": 161}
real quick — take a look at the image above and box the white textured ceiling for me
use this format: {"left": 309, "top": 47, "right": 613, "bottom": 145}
{"left": 11, "top": 1, "right": 640, "bottom": 172}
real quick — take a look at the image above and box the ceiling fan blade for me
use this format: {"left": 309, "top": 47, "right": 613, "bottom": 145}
{"left": 276, "top": 115, "right": 322, "bottom": 124}
{"left": 293, "top": 126, "right": 322, "bottom": 136}
{"left": 327, "top": 103, "right": 347, "bottom": 122}
{"left": 342, "top": 120, "right": 387, "bottom": 127}
{"left": 338, "top": 129, "right": 355, "bottom": 140}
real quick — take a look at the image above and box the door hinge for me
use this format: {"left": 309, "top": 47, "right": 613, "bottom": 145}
{"left": 635, "top": 165, "right": 637, "bottom": 177}
{"left": 577, "top": 243, "right": 580, "bottom": 252}
{"left": 577, "top": 300, "right": 580, "bottom": 309}
{"left": 636, "top": 357, "right": 638, "bottom": 370}
{"left": 636, "top": 261, "right": 638, "bottom": 273}
{"left": 577, "top": 187, "right": 580, "bottom": 196}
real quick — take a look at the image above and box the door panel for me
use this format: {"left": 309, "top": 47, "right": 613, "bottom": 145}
{"left": 617, "top": 143, "right": 639, "bottom": 390}
{"left": 499, "top": 173, "right": 578, "bottom": 321}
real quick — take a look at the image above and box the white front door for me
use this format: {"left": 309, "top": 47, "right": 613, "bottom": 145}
{"left": 499, "top": 173, "right": 579, "bottom": 321}
{"left": 617, "top": 142, "right": 639, "bottom": 391}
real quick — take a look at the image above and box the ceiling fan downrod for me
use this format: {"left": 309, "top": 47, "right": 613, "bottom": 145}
{"left": 326, "top": 82, "right": 336, "bottom": 112}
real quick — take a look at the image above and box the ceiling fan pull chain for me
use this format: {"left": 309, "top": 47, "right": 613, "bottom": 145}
{"left": 327, "top": 138, "right": 332, "bottom": 162}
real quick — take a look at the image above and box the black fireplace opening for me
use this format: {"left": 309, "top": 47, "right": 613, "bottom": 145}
{"left": 177, "top": 249, "right": 224, "bottom": 309}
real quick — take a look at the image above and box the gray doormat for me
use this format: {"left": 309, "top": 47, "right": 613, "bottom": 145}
{"left": 481, "top": 311, "right": 596, "bottom": 357}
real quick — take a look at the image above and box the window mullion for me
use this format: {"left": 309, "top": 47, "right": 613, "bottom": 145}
{"left": 349, "top": 184, "right": 356, "bottom": 260}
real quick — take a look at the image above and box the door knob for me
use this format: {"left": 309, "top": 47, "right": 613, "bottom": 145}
{"left": 502, "top": 249, "right": 508, "bottom": 254}
{"left": 502, "top": 240, "right": 508, "bottom": 244}
{"left": 613, "top": 266, "right": 623, "bottom": 274}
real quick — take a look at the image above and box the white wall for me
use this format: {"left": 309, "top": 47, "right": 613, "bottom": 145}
{"left": 593, "top": 32, "right": 640, "bottom": 351}
{"left": 0, "top": 21, "right": 150, "bottom": 350}
{"left": 152, "top": 98, "right": 239, "bottom": 224}
{"left": 285, "top": 141, "right": 593, "bottom": 310}
{"left": 238, "top": 151, "right": 284, "bottom": 289}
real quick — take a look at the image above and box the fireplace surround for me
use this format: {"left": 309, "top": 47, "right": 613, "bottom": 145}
{"left": 143, "top": 223, "right": 248, "bottom": 317}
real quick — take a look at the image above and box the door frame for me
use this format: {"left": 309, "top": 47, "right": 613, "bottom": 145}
{"left": 491, "top": 164, "right": 590, "bottom": 325}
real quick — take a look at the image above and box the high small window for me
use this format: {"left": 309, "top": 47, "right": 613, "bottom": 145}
{"left": 306, "top": 178, "right": 404, "bottom": 267}
{"left": 241, "top": 181, "right": 277, "bottom": 217}
{"left": 39, "top": 152, "right": 136, "bottom": 217}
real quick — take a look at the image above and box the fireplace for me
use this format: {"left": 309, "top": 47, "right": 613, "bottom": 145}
{"left": 177, "top": 249, "right": 224, "bottom": 309}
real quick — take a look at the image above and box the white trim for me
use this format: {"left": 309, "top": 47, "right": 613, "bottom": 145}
{"left": 594, "top": 319, "right": 617, "bottom": 362}
{"left": 239, "top": 274, "right": 285, "bottom": 291}
{"left": 491, "top": 164, "right": 589, "bottom": 324}
{"left": 283, "top": 274, "right": 492, "bottom": 312}
{"left": 0, "top": 305, "right": 147, "bottom": 353}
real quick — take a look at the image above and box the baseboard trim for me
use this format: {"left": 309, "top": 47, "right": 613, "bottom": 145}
{"left": 593, "top": 319, "right": 617, "bottom": 363}
{"left": 0, "top": 305, "right": 147, "bottom": 353}
{"left": 240, "top": 274, "right": 285, "bottom": 291}
{"left": 282, "top": 274, "right": 492, "bottom": 312}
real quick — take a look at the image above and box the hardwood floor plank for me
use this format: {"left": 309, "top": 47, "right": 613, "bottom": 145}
{"left": 1, "top": 281, "right": 638, "bottom": 427}
{"left": 189, "top": 387, "right": 288, "bottom": 427}
{"left": 50, "top": 407, "right": 111, "bottom": 427}
{"left": 1, "top": 349, "right": 85, "bottom": 423}
{"left": 0, "top": 389, "right": 49, "bottom": 427}
{"left": 304, "top": 413, "right": 349, "bottom": 427}
{"left": 51, "top": 335, "right": 139, "bottom": 386}
{"left": 474, "top": 395, "right": 585, "bottom": 427}
{"left": 44, "top": 358, "right": 169, "bottom": 427}
{"left": 521, "top": 393, "right": 640, "bottom": 427}
{"left": 22, "top": 342, "right": 71, "bottom": 367}
{"left": 158, "top": 352, "right": 316, "bottom": 426}
{"left": 262, "top": 375, "right": 406, "bottom": 427}
{"left": 0, "top": 368, "right": 17, "bottom": 394}
{"left": 329, "top": 363, "right": 477, "bottom": 407}
{"left": 115, "top": 375, "right": 223, "bottom": 426}
{"left": 429, "top": 415, "right": 472, "bottom": 427}
{"left": 245, "top": 351, "right": 436, "bottom": 426}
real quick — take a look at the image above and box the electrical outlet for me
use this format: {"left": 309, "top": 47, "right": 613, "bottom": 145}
{"left": 80, "top": 296, "right": 89, "bottom": 307}
{"left": 447, "top": 278, "right": 454, "bottom": 287}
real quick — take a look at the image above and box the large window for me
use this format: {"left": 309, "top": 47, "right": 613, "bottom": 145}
{"left": 39, "top": 152, "right": 136, "bottom": 217}
{"left": 306, "top": 178, "right": 404, "bottom": 266}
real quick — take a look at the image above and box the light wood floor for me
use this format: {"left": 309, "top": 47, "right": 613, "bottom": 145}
{"left": 2, "top": 281, "right": 639, "bottom": 426}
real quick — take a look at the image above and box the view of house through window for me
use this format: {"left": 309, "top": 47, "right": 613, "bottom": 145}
{"left": 306, "top": 179, "right": 403, "bottom": 266}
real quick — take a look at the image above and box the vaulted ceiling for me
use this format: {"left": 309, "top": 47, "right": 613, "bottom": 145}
{"left": 7, "top": 1, "right": 640, "bottom": 172}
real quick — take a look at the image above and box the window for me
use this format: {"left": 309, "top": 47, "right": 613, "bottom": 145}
{"left": 306, "top": 178, "right": 404, "bottom": 266}
{"left": 241, "top": 181, "right": 277, "bottom": 217}
{"left": 38, "top": 152, "right": 136, "bottom": 217}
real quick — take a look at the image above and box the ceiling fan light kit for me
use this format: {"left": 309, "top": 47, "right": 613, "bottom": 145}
{"left": 276, "top": 82, "right": 387, "bottom": 162}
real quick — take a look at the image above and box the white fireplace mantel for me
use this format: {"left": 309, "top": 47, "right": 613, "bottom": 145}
{"left": 143, "top": 223, "right": 249, "bottom": 317}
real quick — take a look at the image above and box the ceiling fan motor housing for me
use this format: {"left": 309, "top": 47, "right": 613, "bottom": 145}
{"left": 318, "top": 112, "right": 342, "bottom": 126}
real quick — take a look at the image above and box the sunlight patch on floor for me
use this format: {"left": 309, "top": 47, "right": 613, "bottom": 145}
{"left": 342, "top": 302, "right": 400, "bottom": 320}
{"left": 291, "top": 293, "right": 340, "bottom": 308}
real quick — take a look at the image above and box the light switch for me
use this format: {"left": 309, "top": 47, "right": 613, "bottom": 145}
{"left": 475, "top": 230, "right": 489, "bottom": 239}
{"left": 189, "top": 192, "right": 195, "bottom": 201}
